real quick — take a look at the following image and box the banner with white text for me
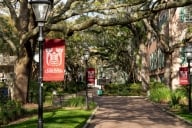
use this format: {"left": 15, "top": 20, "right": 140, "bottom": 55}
{"left": 179, "top": 67, "right": 189, "bottom": 85}
{"left": 43, "top": 39, "right": 65, "bottom": 81}
{"left": 87, "top": 68, "right": 95, "bottom": 84}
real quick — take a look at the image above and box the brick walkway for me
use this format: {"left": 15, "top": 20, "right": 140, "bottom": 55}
{"left": 86, "top": 96, "right": 192, "bottom": 128}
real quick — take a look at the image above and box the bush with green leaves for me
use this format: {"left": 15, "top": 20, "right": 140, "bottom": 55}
{"left": 66, "top": 96, "right": 85, "bottom": 108}
{"left": 0, "top": 82, "right": 4, "bottom": 88}
{"left": 64, "top": 81, "right": 86, "bottom": 94}
{"left": 104, "top": 83, "right": 143, "bottom": 96}
{"left": 88, "top": 101, "right": 97, "bottom": 109}
{"left": 65, "top": 96, "right": 96, "bottom": 109}
{"left": 149, "top": 81, "right": 167, "bottom": 90}
{"left": 0, "top": 100, "right": 23, "bottom": 125}
{"left": 104, "top": 84, "right": 127, "bottom": 95}
{"left": 128, "top": 83, "right": 142, "bottom": 96}
{"left": 149, "top": 81, "right": 187, "bottom": 110}
{"left": 149, "top": 82, "right": 171, "bottom": 103}
{"left": 44, "top": 81, "right": 63, "bottom": 92}
{"left": 170, "top": 87, "right": 187, "bottom": 110}
{"left": 29, "top": 81, "right": 63, "bottom": 103}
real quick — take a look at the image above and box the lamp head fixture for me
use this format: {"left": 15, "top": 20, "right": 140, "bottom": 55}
{"left": 30, "top": 0, "right": 53, "bottom": 22}
{"left": 84, "top": 49, "right": 90, "bottom": 61}
{"left": 184, "top": 44, "right": 192, "bottom": 61}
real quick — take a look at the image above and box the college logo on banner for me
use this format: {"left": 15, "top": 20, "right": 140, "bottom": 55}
{"left": 179, "top": 67, "right": 189, "bottom": 85}
{"left": 87, "top": 68, "right": 95, "bottom": 84}
{"left": 43, "top": 39, "right": 65, "bottom": 81}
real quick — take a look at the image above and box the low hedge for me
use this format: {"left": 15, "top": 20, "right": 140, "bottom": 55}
{"left": 0, "top": 100, "right": 23, "bottom": 125}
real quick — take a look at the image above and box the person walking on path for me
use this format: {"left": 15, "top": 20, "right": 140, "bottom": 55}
{"left": 86, "top": 96, "right": 192, "bottom": 128}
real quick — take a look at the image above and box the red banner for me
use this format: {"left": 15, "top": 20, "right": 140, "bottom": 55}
{"left": 87, "top": 68, "right": 95, "bottom": 84}
{"left": 43, "top": 39, "right": 65, "bottom": 81}
{"left": 179, "top": 67, "right": 189, "bottom": 85}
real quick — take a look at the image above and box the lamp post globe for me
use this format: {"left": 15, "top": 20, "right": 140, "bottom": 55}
{"left": 84, "top": 49, "right": 90, "bottom": 61}
{"left": 184, "top": 44, "right": 192, "bottom": 113}
{"left": 30, "top": 0, "right": 52, "bottom": 22}
{"left": 185, "top": 44, "right": 192, "bottom": 61}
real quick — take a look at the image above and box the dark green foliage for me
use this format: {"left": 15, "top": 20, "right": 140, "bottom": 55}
{"left": 128, "top": 83, "right": 142, "bottom": 96}
{"left": 88, "top": 101, "right": 97, "bottom": 110}
{"left": 149, "top": 81, "right": 167, "bottom": 89}
{"left": 171, "top": 88, "right": 186, "bottom": 105}
{"left": 170, "top": 87, "right": 187, "bottom": 110}
{"left": 29, "top": 81, "right": 64, "bottom": 103}
{"left": 29, "top": 80, "right": 49, "bottom": 103}
{"left": 43, "top": 82, "right": 62, "bottom": 92}
{"left": 149, "top": 82, "right": 187, "bottom": 111}
{"left": 64, "top": 81, "right": 86, "bottom": 93}
{"left": 0, "top": 100, "right": 23, "bottom": 125}
{"left": 104, "top": 84, "right": 127, "bottom": 96}
{"left": 104, "top": 83, "right": 143, "bottom": 96}
{"left": 28, "top": 80, "right": 38, "bottom": 103}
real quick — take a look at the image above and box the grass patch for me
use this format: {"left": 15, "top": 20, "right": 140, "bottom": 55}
{"left": 176, "top": 111, "right": 192, "bottom": 123}
{"left": 1, "top": 108, "right": 92, "bottom": 128}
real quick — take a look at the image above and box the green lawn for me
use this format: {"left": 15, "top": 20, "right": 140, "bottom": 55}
{"left": 2, "top": 109, "right": 92, "bottom": 128}
{"left": 177, "top": 112, "right": 192, "bottom": 122}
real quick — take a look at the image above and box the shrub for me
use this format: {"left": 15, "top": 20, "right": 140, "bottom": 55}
{"left": 29, "top": 80, "right": 57, "bottom": 103}
{"left": 104, "top": 83, "right": 143, "bottom": 96}
{"left": 0, "top": 82, "right": 4, "bottom": 88}
{"left": 88, "top": 101, "right": 97, "bottom": 109}
{"left": 148, "top": 81, "right": 189, "bottom": 112}
{"left": 149, "top": 86, "right": 171, "bottom": 103}
{"left": 104, "top": 84, "right": 121, "bottom": 95}
{"left": 128, "top": 83, "right": 142, "bottom": 96}
{"left": 64, "top": 81, "right": 86, "bottom": 94}
{"left": 43, "top": 81, "right": 62, "bottom": 92}
{"left": 65, "top": 96, "right": 97, "bottom": 109}
{"left": 66, "top": 96, "right": 85, "bottom": 108}
{"left": 149, "top": 81, "right": 167, "bottom": 90}
{"left": 0, "top": 100, "right": 23, "bottom": 125}
{"left": 170, "top": 88, "right": 187, "bottom": 108}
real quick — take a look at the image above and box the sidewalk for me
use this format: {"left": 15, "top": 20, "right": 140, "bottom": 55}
{"left": 86, "top": 96, "right": 192, "bottom": 128}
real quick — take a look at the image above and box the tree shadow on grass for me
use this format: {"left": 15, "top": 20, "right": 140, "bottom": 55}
{"left": 2, "top": 109, "right": 91, "bottom": 128}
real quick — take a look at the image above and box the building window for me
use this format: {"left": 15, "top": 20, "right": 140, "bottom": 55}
{"left": 157, "top": 49, "right": 165, "bottom": 68}
{"left": 179, "top": 6, "right": 192, "bottom": 22}
{"left": 180, "top": 46, "right": 187, "bottom": 65}
{"left": 150, "top": 54, "right": 154, "bottom": 71}
{"left": 158, "top": 10, "right": 168, "bottom": 29}
{"left": 150, "top": 49, "right": 165, "bottom": 71}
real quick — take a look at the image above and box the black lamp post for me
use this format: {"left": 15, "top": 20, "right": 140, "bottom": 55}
{"left": 83, "top": 48, "right": 90, "bottom": 110}
{"left": 184, "top": 44, "right": 192, "bottom": 113}
{"left": 30, "top": 0, "right": 52, "bottom": 128}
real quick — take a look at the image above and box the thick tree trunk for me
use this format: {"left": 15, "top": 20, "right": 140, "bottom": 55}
{"left": 164, "top": 53, "right": 172, "bottom": 89}
{"left": 12, "top": 55, "right": 30, "bottom": 104}
{"left": 139, "top": 43, "right": 150, "bottom": 91}
{"left": 11, "top": 39, "right": 34, "bottom": 104}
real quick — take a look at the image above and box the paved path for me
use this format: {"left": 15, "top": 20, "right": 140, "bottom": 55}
{"left": 87, "top": 96, "right": 192, "bottom": 128}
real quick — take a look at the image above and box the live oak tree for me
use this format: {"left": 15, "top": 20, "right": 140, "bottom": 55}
{"left": 1, "top": 0, "right": 192, "bottom": 103}
{"left": 0, "top": 16, "right": 18, "bottom": 54}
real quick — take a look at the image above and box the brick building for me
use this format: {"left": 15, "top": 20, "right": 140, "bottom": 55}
{"left": 147, "top": 6, "right": 192, "bottom": 89}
